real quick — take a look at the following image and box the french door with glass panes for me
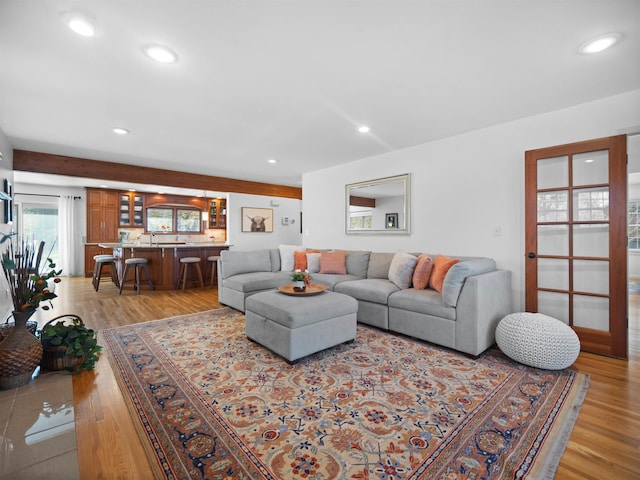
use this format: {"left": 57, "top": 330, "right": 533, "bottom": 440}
{"left": 525, "top": 135, "right": 627, "bottom": 359}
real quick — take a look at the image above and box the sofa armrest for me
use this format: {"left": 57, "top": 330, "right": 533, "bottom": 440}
{"left": 454, "top": 269, "right": 512, "bottom": 356}
{"left": 442, "top": 258, "right": 496, "bottom": 307}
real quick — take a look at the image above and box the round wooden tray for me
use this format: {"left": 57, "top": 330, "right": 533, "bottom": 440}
{"left": 277, "top": 283, "right": 328, "bottom": 296}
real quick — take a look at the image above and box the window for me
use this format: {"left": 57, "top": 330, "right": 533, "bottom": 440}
{"left": 629, "top": 200, "right": 640, "bottom": 250}
{"left": 349, "top": 209, "right": 373, "bottom": 230}
{"left": 146, "top": 206, "right": 202, "bottom": 233}
{"left": 22, "top": 204, "right": 59, "bottom": 266}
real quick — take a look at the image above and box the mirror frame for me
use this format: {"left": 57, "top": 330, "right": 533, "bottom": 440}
{"left": 345, "top": 173, "right": 411, "bottom": 235}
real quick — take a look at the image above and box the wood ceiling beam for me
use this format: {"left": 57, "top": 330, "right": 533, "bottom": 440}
{"left": 13, "top": 150, "right": 302, "bottom": 200}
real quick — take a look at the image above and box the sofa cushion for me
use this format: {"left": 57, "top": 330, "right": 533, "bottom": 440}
{"left": 312, "top": 273, "right": 362, "bottom": 289}
{"left": 320, "top": 251, "right": 347, "bottom": 274}
{"left": 412, "top": 254, "right": 434, "bottom": 289}
{"left": 221, "top": 249, "right": 272, "bottom": 279}
{"left": 388, "top": 252, "right": 418, "bottom": 289}
{"left": 429, "top": 254, "right": 461, "bottom": 292}
{"left": 306, "top": 252, "right": 322, "bottom": 273}
{"left": 279, "top": 244, "right": 306, "bottom": 271}
{"left": 367, "top": 252, "right": 395, "bottom": 279}
{"left": 388, "top": 288, "right": 456, "bottom": 320}
{"left": 224, "top": 271, "right": 291, "bottom": 292}
{"left": 269, "top": 249, "right": 281, "bottom": 272}
{"left": 335, "top": 278, "right": 400, "bottom": 304}
{"left": 442, "top": 257, "right": 497, "bottom": 307}
{"left": 345, "top": 250, "right": 371, "bottom": 277}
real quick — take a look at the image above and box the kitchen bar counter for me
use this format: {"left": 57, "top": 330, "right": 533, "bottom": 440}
{"left": 98, "top": 242, "right": 230, "bottom": 290}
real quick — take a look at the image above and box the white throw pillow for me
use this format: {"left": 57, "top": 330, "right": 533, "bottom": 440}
{"left": 306, "top": 252, "right": 322, "bottom": 273}
{"left": 279, "top": 244, "right": 306, "bottom": 271}
{"left": 388, "top": 251, "right": 418, "bottom": 289}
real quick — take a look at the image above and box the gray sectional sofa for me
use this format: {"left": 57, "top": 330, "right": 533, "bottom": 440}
{"left": 218, "top": 248, "right": 512, "bottom": 356}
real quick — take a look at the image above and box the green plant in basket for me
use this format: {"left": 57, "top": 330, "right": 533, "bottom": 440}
{"left": 290, "top": 271, "right": 310, "bottom": 282}
{"left": 40, "top": 315, "right": 102, "bottom": 372}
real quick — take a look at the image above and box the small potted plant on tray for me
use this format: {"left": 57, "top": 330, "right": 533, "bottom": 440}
{"left": 40, "top": 314, "right": 101, "bottom": 373}
{"left": 290, "top": 270, "right": 311, "bottom": 292}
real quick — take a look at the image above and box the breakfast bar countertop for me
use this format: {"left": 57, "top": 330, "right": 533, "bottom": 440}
{"left": 93, "top": 242, "right": 230, "bottom": 290}
{"left": 96, "top": 242, "right": 231, "bottom": 249}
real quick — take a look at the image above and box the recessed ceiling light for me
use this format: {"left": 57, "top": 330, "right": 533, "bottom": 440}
{"left": 267, "top": 159, "right": 277, "bottom": 164}
{"left": 143, "top": 44, "right": 179, "bottom": 64}
{"left": 579, "top": 33, "right": 621, "bottom": 54}
{"left": 60, "top": 12, "right": 96, "bottom": 37}
{"left": 357, "top": 125, "right": 371, "bottom": 133}
{"left": 112, "top": 127, "right": 129, "bottom": 135}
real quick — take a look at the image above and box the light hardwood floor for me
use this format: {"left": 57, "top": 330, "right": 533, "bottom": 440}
{"left": 31, "top": 277, "right": 640, "bottom": 479}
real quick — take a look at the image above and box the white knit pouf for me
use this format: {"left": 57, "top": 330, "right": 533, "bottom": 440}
{"left": 495, "top": 312, "right": 580, "bottom": 370}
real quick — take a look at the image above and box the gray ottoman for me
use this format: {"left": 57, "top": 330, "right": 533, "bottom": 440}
{"left": 245, "top": 290, "right": 358, "bottom": 362}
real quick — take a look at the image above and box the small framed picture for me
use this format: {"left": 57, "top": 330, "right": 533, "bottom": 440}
{"left": 385, "top": 212, "right": 398, "bottom": 229}
{"left": 242, "top": 207, "right": 273, "bottom": 232}
{"left": 3, "top": 179, "right": 13, "bottom": 224}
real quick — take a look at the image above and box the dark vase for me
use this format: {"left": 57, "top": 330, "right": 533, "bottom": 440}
{"left": 292, "top": 280, "right": 306, "bottom": 292}
{"left": 0, "top": 311, "right": 43, "bottom": 390}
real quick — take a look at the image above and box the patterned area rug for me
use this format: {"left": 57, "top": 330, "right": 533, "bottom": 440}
{"left": 102, "top": 308, "right": 589, "bottom": 480}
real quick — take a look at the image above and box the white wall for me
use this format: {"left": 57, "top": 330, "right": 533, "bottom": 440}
{"left": 303, "top": 89, "right": 640, "bottom": 311}
{"left": 226, "top": 192, "right": 302, "bottom": 250}
{"left": 0, "top": 129, "right": 14, "bottom": 319}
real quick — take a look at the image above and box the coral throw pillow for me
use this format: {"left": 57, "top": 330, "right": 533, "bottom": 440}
{"left": 412, "top": 254, "right": 434, "bottom": 290}
{"left": 293, "top": 249, "right": 319, "bottom": 271}
{"left": 429, "top": 254, "right": 460, "bottom": 293}
{"left": 319, "top": 251, "right": 347, "bottom": 274}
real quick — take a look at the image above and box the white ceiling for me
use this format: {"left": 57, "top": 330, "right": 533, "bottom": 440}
{"left": 1, "top": 0, "right": 639, "bottom": 192}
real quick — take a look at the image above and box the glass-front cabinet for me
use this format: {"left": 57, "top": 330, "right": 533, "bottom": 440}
{"left": 209, "top": 198, "right": 226, "bottom": 229}
{"left": 119, "top": 192, "right": 144, "bottom": 227}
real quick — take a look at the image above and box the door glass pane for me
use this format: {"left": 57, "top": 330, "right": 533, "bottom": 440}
{"left": 538, "top": 225, "right": 569, "bottom": 256}
{"left": 538, "top": 156, "right": 568, "bottom": 189}
{"left": 573, "top": 260, "right": 609, "bottom": 295}
{"left": 22, "top": 204, "right": 59, "bottom": 267}
{"left": 538, "top": 291, "right": 569, "bottom": 324}
{"left": 573, "top": 150, "right": 608, "bottom": 186}
{"left": 537, "top": 191, "right": 568, "bottom": 222}
{"left": 573, "top": 187, "right": 609, "bottom": 221}
{"left": 538, "top": 258, "right": 569, "bottom": 290}
{"left": 573, "top": 295, "right": 609, "bottom": 331}
{"left": 573, "top": 224, "right": 609, "bottom": 257}
{"left": 147, "top": 208, "right": 173, "bottom": 232}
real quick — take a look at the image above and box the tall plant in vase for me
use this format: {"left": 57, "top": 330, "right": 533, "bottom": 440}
{"left": 0, "top": 238, "right": 62, "bottom": 389}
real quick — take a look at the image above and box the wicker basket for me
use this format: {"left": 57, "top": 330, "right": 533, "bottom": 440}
{"left": 0, "top": 317, "right": 38, "bottom": 342}
{"left": 40, "top": 315, "right": 86, "bottom": 372}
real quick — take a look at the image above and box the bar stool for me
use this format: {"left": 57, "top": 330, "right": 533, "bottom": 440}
{"left": 207, "top": 255, "right": 220, "bottom": 287}
{"left": 119, "top": 257, "right": 154, "bottom": 295}
{"left": 92, "top": 255, "right": 119, "bottom": 291}
{"left": 176, "top": 257, "right": 204, "bottom": 290}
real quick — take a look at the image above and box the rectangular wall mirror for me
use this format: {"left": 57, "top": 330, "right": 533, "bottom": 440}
{"left": 346, "top": 173, "right": 410, "bottom": 235}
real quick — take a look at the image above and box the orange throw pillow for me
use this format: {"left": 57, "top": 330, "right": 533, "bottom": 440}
{"left": 412, "top": 254, "right": 434, "bottom": 289}
{"left": 319, "top": 250, "right": 347, "bottom": 274}
{"left": 429, "top": 254, "right": 460, "bottom": 293}
{"left": 294, "top": 249, "right": 319, "bottom": 271}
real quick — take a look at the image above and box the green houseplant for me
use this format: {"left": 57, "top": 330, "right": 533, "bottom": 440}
{"left": 290, "top": 270, "right": 311, "bottom": 292}
{"left": 40, "top": 315, "right": 101, "bottom": 372}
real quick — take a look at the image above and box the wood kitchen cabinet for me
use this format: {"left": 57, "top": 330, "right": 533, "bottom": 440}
{"left": 85, "top": 188, "right": 119, "bottom": 278}
{"left": 119, "top": 192, "right": 144, "bottom": 227}
{"left": 208, "top": 198, "right": 226, "bottom": 229}
{"left": 86, "top": 188, "right": 119, "bottom": 243}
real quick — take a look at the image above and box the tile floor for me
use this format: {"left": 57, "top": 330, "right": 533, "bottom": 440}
{"left": 0, "top": 368, "right": 78, "bottom": 479}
